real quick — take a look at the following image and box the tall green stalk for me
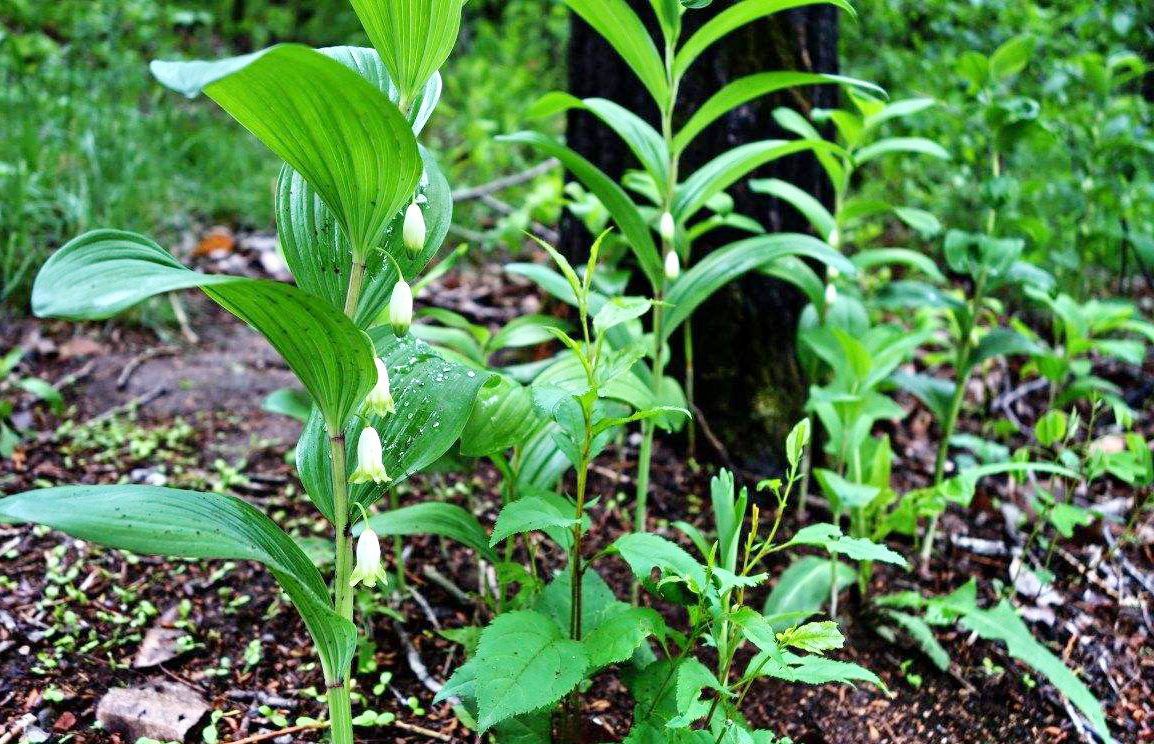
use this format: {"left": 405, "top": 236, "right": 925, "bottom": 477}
{"left": 920, "top": 145, "right": 1000, "bottom": 569}
{"left": 634, "top": 32, "right": 680, "bottom": 537}
{"left": 324, "top": 254, "right": 370, "bottom": 744}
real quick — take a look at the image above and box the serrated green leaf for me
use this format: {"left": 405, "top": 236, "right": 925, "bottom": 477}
{"left": 490, "top": 496, "right": 580, "bottom": 547}
{"left": 471, "top": 610, "right": 588, "bottom": 731}
{"left": 583, "top": 605, "right": 664, "bottom": 669}
{"left": 776, "top": 621, "right": 843, "bottom": 653}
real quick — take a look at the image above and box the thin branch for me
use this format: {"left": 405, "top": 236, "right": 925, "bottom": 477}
{"left": 451, "top": 159, "right": 559, "bottom": 202}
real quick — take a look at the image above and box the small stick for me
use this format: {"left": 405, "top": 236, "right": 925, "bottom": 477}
{"left": 53, "top": 359, "right": 96, "bottom": 390}
{"left": 226, "top": 721, "right": 328, "bottom": 744}
{"left": 451, "top": 159, "right": 559, "bottom": 202}
{"left": 89, "top": 384, "right": 169, "bottom": 425}
{"left": 169, "top": 293, "right": 199, "bottom": 344}
{"left": 393, "top": 720, "right": 452, "bottom": 741}
{"left": 117, "top": 346, "right": 178, "bottom": 389}
{"left": 421, "top": 565, "right": 471, "bottom": 605}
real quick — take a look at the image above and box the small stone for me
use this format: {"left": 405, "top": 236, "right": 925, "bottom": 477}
{"left": 96, "top": 679, "right": 209, "bottom": 742}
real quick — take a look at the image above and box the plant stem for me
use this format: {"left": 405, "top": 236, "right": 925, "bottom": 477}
{"left": 920, "top": 271, "right": 987, "bottom": 569}
{"left": 344, "top": 260, "right": 367, "bottom": 318}
{"left": 684, "top": 323, "right": 695, "bottom": 459}
{"left": 390, "top": 487, "right": 406, "bottom": 592}
{"left": 326, "top": 253, "right": 369, "bottom": 744}
{"left": 327, "top": 681, "right": 354, "bottom": 744}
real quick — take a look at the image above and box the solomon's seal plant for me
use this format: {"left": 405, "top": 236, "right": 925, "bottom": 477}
{"left": 0, "top": 2, "right": 488, "bottom": 742}
{"left": 507, "top": 0, "right": 870, "bottom": 540}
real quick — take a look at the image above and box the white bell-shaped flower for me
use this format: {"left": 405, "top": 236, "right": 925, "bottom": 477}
{"left": 364, "top": 358, "right": 395, "bottom": 416}
{"left": 389, "top": 279, "right": 413, "bottom": 337}
{"left": 348, "top": 527, "right": 389, "bottom": 588}
{"left": 402, "top": 201, "right": 426, "bottom": 255}
{"left": 658, "top": 211, "right": 676, "bottom": 243}
{"left": 664, "top": 250, "right": 681, "bottom": 281}
{"left": 349, "top": 427, "right": 389, "bottom": 484}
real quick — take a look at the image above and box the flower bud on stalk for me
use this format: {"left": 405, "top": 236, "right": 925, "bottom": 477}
{"left": 664, "top": 251, "right": 681, "bottom": 281}
{"left": 348, "top": 527, "right": 389, "bottom": 588}
{"left": 824, "top": 283, "right": 838, "bottom": 306}
{"left": 402, "top": 201, "right": 426, "bottom": 255}
{"left": 349, "top": 427, "right": 389, "bottom": 484}
{"left": 364, "top": 358, "right": 395, "bottom": 416}
{"left": 389, "top": 279, "right": 412, "bottom": 337}
{"left": 658, "top": 211, "right": 676, "bottom": 243}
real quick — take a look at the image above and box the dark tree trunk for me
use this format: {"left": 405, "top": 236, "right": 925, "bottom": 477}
{"left": 563, "top": 1, "right": 839, "bottom": 475}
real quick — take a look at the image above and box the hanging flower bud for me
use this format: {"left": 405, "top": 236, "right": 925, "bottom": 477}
{"left": 364, "top": 358, "right": 395, "bottom": 416}
{"left": 824, "top": 283, "right": 838, "bottom": 306}
{"left": 402, "top": 201, "right": 426, "bottom": 255}
{"left": 827, "top": 227, "right": 840, "bottom": 249}
{"left": 349, "top": 427, "right": 389, "bottom": 484}
{"left": 348, "top": 527, "right": 389, "bottom": 588}
{"left": 827, "top": 265, "right": 841, "bottom": 280}
{"left": 664, "top": 251, "right": 681, "bottom": 281}
{"left": 389, "top": 279, "right": 412, "bottom": 337}
{"left": 658, "top": 211, "right": 676, "bottom": 243}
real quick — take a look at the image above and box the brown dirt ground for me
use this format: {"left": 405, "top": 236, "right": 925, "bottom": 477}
{"left": 1, "top": 285, "right": 1152, "bottom": 744}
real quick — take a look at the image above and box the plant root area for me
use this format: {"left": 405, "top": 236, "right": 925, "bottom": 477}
{"left": 2, "top": 278, "right": 1153, "bottom": 744}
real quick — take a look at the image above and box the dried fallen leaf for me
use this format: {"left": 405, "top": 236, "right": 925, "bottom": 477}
{"left": 96, "top": 679, "right": 209, "bottom": 742}
{"left": 193, "top": 226, "right": 235, "bottom": 257}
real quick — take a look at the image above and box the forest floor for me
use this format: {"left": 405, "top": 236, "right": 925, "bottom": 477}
{"left": 1, "top": 240, "right": 1152, "bottom": 744}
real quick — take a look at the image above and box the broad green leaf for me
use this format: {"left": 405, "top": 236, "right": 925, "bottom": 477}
{"left": 673, "top": 0, "right": 854, "bottom": 78}
{"left": 490, "top": 495, "right": 580, "bottom": 547}
{"left": 862, "top": 97, "right": 937, "bottom": 133}
{"left": 889, "top": 372, "right": 955, "bottom": 425}
{"left": 662, "top": 233, "right": 854, "bottom": 341}
{"left": 892, "top": 206, "right": 942, "bottom": 238}
{"left": 968, "top": 328, "right": 1042, "bottom": 371}
{"left": 776, "top": 620, "right": 843, "bottom": 653}
{"left": 814, "top": 469, "right": 880, "bottom": 511}
{"left": 151, "top": 44, "right": 420, "bottom": 256}
{"left": 989, "top": 35, "right": 1035, "bottom": 81}
{"left": 593, "top": 296, "right": 654, "bottom": 336}
{"left": 673, "top": 139, "right": 835, "bottom": 221}
{"left": 529, "top": 92, "right": 669, "bottom": 187}
{"left": 583, "top": 605, "right": 664, "bottom": 668}
{"left": 357, "top": 501, "right": 493, "bottom": 560}
{"left": 348, "top": 0, "right": 464, "bottom": 105}
{"left": 534, "top": 350, "right": 655, "bottom": 410}
{"left": 611, "top": 532, "right": 706, "bottom": 588}
{"left": 515, "top": 420, "right": 573, "bottom": 493}
{"left": 500, "top": 131, "right": 662, "bottom": 287}
{"left": 750, "top": 651, "right": 886, "bottom": 690}
{"left": 675, "top": 72, "right": 882, "bottom": 153}
{"left": 563, "top": 0, "right": 668, "bottom": 107}
{"left": 459, "top": 376, "right": 542, "bottom": 457}
{"left": 730, "top": 607, "right": 785, "bottom": 660}
{"left": 749, "top": 177, "right": 836, "bottom": 240}
{"left": 957, "top": 601, "right": 1112, "bottom": 743}
{"left": 262, "top": 387, "right": 312, "bottom": 423}
{"left": 785, "top": 418, "right": 812, "bottom": 470}
{"left": 318, "top": 46, "right": 441, "bottom": 134}
{"left": 1035, "top": 410, "right": 1068, "bottom": 447}
{"left": 535, "top": 567, "right": 623, "bottom": 635}
{"left": 881, "top": 610, "right": 949, "bottom": 671}
{"left": 785, "top": 523, "right": 908, "bottom": 567}
{"left": 32, "top": 230, "right": 374, "bottom": 433}
{"left": 850, "top": 248, "right": 945, "bottom": 282}
{"left": 471, "top": 610, "right": 588, "bottom": 731}
{"left": 277, "top": 144, "right": 452, "bottom": 326}
{"left": 0, "top": 486, "right": 354, "bottom": 682}
{"left": 763, "top": 556, "right": 854, "bottom": 631}
{"left": 854, "top": 137, "right": 950, "bottom": 165}
{"left": 297, "top": 332, "right": 488, "bottom": 519}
